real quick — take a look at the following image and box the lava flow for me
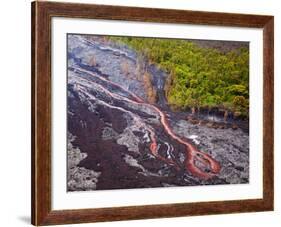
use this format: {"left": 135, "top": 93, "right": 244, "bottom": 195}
{"left": 74, "top": 66, "right": 221, "bottom": 180}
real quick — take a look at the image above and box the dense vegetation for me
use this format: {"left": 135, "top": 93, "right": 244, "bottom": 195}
{"left": 110, "top": 36, "right": 249, "bottom": 117}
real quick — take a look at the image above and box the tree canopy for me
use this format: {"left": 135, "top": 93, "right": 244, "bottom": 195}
{"left": 111, "top": 36, "right": 249, "bottom": 117}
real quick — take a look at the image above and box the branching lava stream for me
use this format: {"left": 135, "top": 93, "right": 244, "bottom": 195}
{"left": 74, "top": 66, "right": 221, "bottom": 180}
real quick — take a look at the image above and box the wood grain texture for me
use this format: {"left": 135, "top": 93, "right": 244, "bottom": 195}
{"left": 32, "top": 1, "right": 52, "bottom": 225}
{"left": 262, "top": 17, "right": 274, "bottom": 210}
{"left": 31, "top": 1, "right": 274, "bottom": 226}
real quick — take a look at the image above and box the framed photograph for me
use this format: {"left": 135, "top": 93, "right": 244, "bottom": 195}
{"left": 31, "top": 1, "right": 274, "bottom": 226}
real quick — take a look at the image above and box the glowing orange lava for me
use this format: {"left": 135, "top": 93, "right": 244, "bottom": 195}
{"left": 75, "top": 67, "right": 221, "bottom": 180}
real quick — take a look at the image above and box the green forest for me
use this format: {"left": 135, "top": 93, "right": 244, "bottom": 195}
{"left": 110, "top": 36, "right": 249, "bottom": 118}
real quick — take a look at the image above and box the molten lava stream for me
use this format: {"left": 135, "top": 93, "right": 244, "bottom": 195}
{"left": 75, "top": 66, "right": 221, "bottom": 180}
{"left": 73, "top": 72, "right": 180, "bottom": 170}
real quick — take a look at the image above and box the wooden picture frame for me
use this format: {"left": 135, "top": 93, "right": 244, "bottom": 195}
{"left": 31, "top": 1, "right": 274, "bottom": 226}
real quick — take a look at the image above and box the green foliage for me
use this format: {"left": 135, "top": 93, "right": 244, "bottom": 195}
{"left": 110, "top": 36, "right": 249, "bottom": 117}
{"left": 227, "top": 84, "right": 248, "bottom": 97}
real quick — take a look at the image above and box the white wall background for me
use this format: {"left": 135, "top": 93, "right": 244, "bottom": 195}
{"left": 0, "top": 0, "right": 279, "bottom": 226}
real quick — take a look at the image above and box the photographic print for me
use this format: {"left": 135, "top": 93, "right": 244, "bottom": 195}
{"left": 67, "top": 34, "right": 249, "bottom": 191}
